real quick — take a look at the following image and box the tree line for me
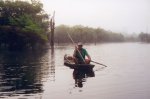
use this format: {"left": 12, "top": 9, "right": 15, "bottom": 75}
{"left": 0, "top": 0, "right": 49, "bottom": 50}
{"left": 54, "top": 25, "right": 125, "bottom": 44}
{"left": 138, "top": 32, "right": 150, "bottom": 43}
{"left": 0, "top": 0, "right": 149, "bottom": 51}
{"left": 55, "top": 25, "right": 150, "bottom": 44}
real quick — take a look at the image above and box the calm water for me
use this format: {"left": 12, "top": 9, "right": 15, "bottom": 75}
{"left": 0, "top": 43, "right": 150, "bottom": 99}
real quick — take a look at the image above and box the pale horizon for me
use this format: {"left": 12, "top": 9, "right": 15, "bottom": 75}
{"left": 41, "top": 0, "right": 150, "bottom": 34}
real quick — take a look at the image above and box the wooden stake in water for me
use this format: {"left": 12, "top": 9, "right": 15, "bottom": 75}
{"left": 50, "top": 11, "right": 55, "bottom": 47}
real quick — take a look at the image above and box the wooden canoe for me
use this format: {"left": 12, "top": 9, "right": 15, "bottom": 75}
{"left": 64, "top": 55, "right": 95, "bottom": 70}
{"left": 64, "top": 62, "right": 94, "bottom": 69}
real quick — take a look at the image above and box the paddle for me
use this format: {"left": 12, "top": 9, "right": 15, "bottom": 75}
{"left": 67, "top": 32, "right": 108, "bottom": 67}
{"left": 67, "top": 32, "right": 86, "bottom": 64}
{"left": 91, "top": 60, "right": 107, "bottom": 67}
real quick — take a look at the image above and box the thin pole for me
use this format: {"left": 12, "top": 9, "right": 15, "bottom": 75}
{"left": 67, "top": 32, "right": 108, "bottom": 67}
{"left": 67, "top": 32, "right": 86, "bottom": 64}
{"left": 91, "top": 60, "right": 107, "bottom": 67}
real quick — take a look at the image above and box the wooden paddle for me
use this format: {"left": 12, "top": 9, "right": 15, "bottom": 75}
{"left": 67, "top": 32, "right": 86, "bottom": 64}
{"left": 91, "top": 60, "right": 107, "bottom": 67}
{"left": 67, "top": 32, "right": 108, "bottom": 67}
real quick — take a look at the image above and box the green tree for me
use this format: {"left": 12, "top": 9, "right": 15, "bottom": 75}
{"left": 54, "top": 24, "right": 125, "bottom": 44}
{"left": 0, "top": 0, "right": 49, "bottom": 50}
{"left": 139, "top": 32, "right": 150, "bottom": 42}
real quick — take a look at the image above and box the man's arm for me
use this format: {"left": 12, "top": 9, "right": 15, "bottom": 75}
{"left": 85, "top": 50, "right": 91, "bottom": 64}
{"left": 85, "top": 49, "right": 91, "bottom": 61}
{"left": 87, "top": 54, "right": 91, "bottom": 61}
{"left": 73, "top": 48, "right": 78, "bottom": 64}
{"left": 73, "top": 50, "right": 76, "bottom": 57}
{"left": 73, "top": 46, "right": 78, "bottom": 57}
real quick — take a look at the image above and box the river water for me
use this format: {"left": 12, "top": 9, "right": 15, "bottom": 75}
{"left": 0, "top": 43, "right": 150, "bottom": 99}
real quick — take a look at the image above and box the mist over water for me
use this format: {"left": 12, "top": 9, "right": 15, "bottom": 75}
{"left": 0, "top": 43, "right": 150, "bottom": 99}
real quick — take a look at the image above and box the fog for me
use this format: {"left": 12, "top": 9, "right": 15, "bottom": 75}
{"left": 42, "top": 0, "right": 150, "bottom": 34}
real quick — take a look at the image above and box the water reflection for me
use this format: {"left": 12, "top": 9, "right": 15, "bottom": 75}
{"left": 0, "top": 50, "right": 55, "bottom": 98}
{"left": 49, "top": 47, "right": 55, "bottom": 81}
{"left": 73, "top": 69, "right": 95, "bottom": 88}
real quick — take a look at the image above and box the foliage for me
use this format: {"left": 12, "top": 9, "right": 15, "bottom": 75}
{"left": 0, "top": 0, "right": 49, "bottom": 50}
{"left": 55, "top": 25, "right": 125, "bottom": 44}
{"left": 138, "top": 32, "right": 150, "bottom": 42}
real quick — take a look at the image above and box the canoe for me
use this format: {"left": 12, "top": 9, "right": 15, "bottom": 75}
{"left": 64, "top": 62, "right": 94, "bottom": 69}
{"left": 64, "top": 55, "right": 95, "bottom": 70}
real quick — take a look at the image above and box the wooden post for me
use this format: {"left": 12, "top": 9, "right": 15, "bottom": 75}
{"left": 50, "top": 11, "right": 55, "bottom": 47}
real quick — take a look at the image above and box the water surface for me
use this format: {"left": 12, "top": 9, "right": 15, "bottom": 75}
{"left": 0, "top": 43, "right": 150, "bottom": 99}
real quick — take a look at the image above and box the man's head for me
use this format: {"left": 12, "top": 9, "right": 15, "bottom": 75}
{"left": 77, "top": 42, "right": 83, "bottom": 50}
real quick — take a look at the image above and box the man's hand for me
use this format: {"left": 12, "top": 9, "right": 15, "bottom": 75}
{"left": 85, "top": 59, "right": 91, "bottom": 64}
{"left": 75, "top": 45, "right": 78, "bottom": 50}
{"left": 87, "top": 55, "right": 91, "bottom": 61}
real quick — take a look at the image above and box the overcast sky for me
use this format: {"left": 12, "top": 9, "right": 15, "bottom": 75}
{"left": 41, "top": 0, "right": 150, "bottom": 34}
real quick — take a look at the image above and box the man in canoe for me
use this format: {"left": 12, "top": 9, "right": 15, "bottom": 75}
{"left": 73, "top": 42, "right": 91, "bottom": 64}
